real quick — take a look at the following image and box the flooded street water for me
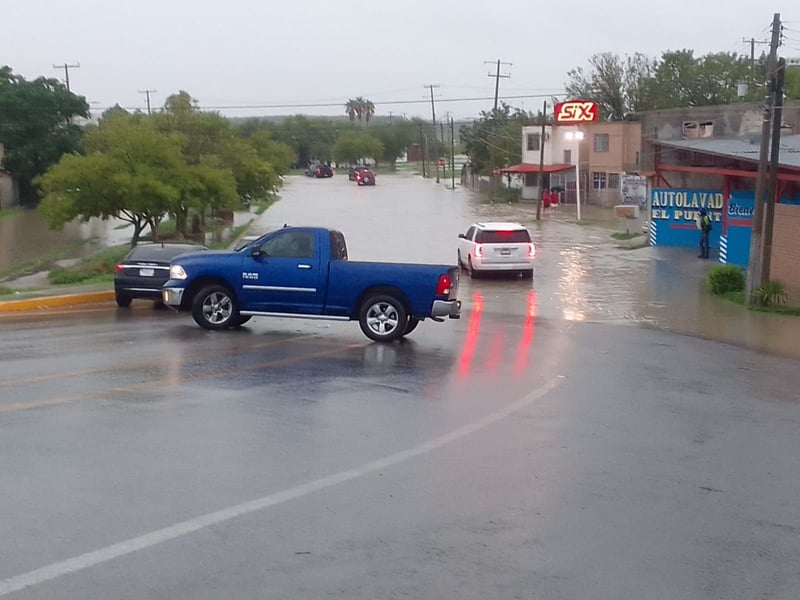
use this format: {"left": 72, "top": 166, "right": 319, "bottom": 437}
{"left": 3, "top": 173, "right": 799, "bottom": 358}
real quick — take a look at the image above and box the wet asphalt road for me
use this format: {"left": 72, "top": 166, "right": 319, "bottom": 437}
{"left": 1, "top": 173, "right": 799, "bottom": 599}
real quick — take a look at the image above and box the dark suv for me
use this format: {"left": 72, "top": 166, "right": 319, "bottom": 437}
{"left": 306, "top": 163, "right": 334, "bottom": 178}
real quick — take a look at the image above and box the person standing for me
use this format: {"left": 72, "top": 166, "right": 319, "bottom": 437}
{"left": 697, "top": 208, "right": 712, "bottom": 259}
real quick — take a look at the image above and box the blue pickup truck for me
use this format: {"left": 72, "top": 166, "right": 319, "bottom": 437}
{"left": 162, "top": 226, "right": 461, "bottom": 342}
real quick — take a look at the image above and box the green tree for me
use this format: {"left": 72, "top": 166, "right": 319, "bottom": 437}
{"left": 0, "top": 66, "right": 90, "bottom": 203}
{"left": 645, "top": 50, "right": 755, "bottom": 108}
{"left": 565, "top": 52, "right": 654, "bottom": 120}
{"left": 785, "top": 65, "right": 800, "bottom": 100}
{"left": 240, "top": 129, "right": 295, "bottom": 175}
{"left": 36, "top": 111, "right": 237, "bottom": 246}
{"left": 370, "top": 120, "right": 417, "bottom": 167}
{"left": 332, "top": 132, "right": 384, "bottom": 165}
{"left": 267, "top": 115, "right": 343, "bottom": 165}
{"left": 154, "top": 91, "right": 280, "bottom": 234}
{"left": 460, "top": 103, "right": 532, "bottom": 175}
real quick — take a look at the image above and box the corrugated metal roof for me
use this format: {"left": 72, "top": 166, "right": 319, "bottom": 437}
{"left": 656, "top": 134, "right": 800, "bottom": 169}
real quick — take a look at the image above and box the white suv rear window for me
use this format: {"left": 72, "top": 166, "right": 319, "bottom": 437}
{"left": 476, "top": 230, "right": 531, "bottom": 244}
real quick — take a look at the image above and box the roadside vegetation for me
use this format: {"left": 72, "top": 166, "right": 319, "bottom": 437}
{"left": 707, "top": 265, "right": 800, "bottom": 315}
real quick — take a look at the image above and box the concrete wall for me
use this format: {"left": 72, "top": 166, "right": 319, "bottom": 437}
{"left": 771, "top": 203, "right": 800, "bottom": 303}
{"left": 0, "top": 173, "right": 18, "bottom": 209}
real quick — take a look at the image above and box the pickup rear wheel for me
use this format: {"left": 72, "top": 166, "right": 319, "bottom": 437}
{"left": 359, "top": 294, "right": 407, "bottom": 342}
{"left": 192, "top": 285, "right": 238, "bottom": 330}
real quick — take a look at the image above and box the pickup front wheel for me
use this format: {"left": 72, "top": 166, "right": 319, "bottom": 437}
{"left": 359, "top": 294, "right": 407, "bottom": 342}
{"left": 192, "top": 285, "right": 238, "bottom": 330}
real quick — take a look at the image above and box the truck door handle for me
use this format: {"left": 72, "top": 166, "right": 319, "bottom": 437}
{"left": 297, "top": 264, "right": 312, "bottom": 270}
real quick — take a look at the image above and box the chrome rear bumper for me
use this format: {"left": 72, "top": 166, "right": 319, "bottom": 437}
{"left": 431, "top": 299, "right": 461, "bottom": 319}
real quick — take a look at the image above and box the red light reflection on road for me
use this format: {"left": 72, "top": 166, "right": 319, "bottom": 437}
{"left": 513, "top": 291, "right": 537, "bottom": 376}
{"left": 458, "top": 292, "right": 484, "bottom": 377}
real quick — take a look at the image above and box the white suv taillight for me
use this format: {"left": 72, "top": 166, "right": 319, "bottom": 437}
{"left": 528, "top": 243, "right": 535, "bottom": 257}
{"left": 475, "top": 244, "right": 483, "bottom": 257}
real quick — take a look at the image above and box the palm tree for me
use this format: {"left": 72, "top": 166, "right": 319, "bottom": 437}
{"left": 345, "top": 99, "right": 360, "bottom": 123}
{"left": 362, "top": 99, "right": 376, "bottom": 126}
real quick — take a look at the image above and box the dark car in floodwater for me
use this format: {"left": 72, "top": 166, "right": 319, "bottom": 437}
{"left": 114, "top": 242, "right": 208, "bottom": 307}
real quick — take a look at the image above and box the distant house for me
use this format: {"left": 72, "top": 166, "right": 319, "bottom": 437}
{"left": 503, "top": 121, "right": 642, "bottom": 206}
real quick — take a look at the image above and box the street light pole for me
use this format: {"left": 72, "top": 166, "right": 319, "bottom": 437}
{"left": 565, "top": 128, "right": 584, "bottom": 221}
{"left": 575, "top": 131, "right": 582, "bottom": 222}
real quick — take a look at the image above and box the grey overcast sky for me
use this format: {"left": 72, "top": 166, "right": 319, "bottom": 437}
{"left": 4, "top": 1, "right": 799, "bottom": 121}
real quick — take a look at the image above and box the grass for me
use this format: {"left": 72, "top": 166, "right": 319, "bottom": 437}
{"left": 713, "top": 289, "right": 800, "bottom": 316}
{"left": 0, "top": 286, "right": 14, "bottom": 296}
{"left": 0, "top": 207, "right": 23, "bottom": 220}
{"left": 0, "top": 241, "right": 88, "bottom": 283}
{"left": 47, "top": 245, "right": 129, "bottom": 285}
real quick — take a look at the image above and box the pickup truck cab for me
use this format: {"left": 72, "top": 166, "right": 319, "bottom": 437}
{"left": 162, "top": 227, "right": 461, "bottom": 342}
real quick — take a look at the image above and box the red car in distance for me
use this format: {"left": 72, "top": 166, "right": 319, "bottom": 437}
{"left": 355, "top": 168, "right": 376, "bottom": 186}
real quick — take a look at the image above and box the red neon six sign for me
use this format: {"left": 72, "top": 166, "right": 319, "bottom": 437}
{"left": 554, "top": 101, "right": 599, "bottom": 123}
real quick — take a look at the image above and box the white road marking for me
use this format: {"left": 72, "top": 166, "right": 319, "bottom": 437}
{"left": 0, "top": 377, "right": 560, "bottom": 596}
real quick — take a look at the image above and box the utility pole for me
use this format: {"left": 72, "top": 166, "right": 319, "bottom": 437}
{"left": 418, "top": 123, "right": 427, "bottom": 178}
{"left": 536, "top": 100, "right": 547, "bottom": 221}
{"left": 484, "top": 60, "right": 511, "bottom": 201}
{"left": 138, "top": 89, "right": 157, "bottom": 115}
{"left": 424, "top": 84, "right": 440, "bottom": 183}
{"left": 450, "top": 116, "right": 456, "bottom": 190}
{"left": 485, "top": 59, "right": 512, "bottom": 113}
{"left": 53, "top": 62, "right": 79, "bottom": 92}
{"left": 762, "top": 57, "right": 786, "bottom": 284}
{"left": 746, "top": 12, "right": 781, "bottom": 304}
{"left": 742, "top": 37, "right": 770, "bottom": 81}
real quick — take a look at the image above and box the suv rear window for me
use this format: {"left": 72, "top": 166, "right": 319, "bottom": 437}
{"left": 476, "top": 230, "right": 531, "bottom": 244}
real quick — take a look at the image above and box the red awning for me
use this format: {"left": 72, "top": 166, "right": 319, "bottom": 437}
{"left": 500, "top": 163, "right": 574, "bottom": 174}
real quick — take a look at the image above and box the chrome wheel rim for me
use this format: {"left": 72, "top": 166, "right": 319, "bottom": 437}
{"left": 202, "top": 291, "right": 233, "bottom": 325}
{"left": 365, "top": 301, "right": 400, "bottom": 337}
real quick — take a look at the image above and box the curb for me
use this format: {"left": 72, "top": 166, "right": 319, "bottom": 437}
{"left": 0, "top": 291, "right": 115, "bottom": 313}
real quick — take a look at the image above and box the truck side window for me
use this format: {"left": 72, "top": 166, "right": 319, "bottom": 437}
{"left": 329, "top": 231, "right": 348, "bottom": 261}
{"left": 260, "top": 231, "right": 315, "bottom": 258}
{"left": 465, "top": 226, "right": 476, "bottom": 241}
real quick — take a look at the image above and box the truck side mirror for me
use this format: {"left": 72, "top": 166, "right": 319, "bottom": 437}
{"left": 458, "top": 233, "right": 465, "bottom": 239}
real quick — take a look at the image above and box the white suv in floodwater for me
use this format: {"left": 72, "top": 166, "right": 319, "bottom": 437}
{"left": 457, "top": 221, "right": 535, "bottom": 278}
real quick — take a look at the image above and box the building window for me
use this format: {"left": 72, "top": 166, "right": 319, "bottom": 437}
{"left": 592, "top": 172, "right": 607, "bottom": 190}
{"left": 527, "top": 134, "right": 540, "bottom": 151}
{"left": 608, "top": 173, "right": 620, "bottom": 189}
{"left": 594, "top": 133, "right": 609, "bottom": 152}
{"left": 563, "top": 149, "right": 572, "bottom": 164}
{"left": 524, "top": 173, "right": 538, "bottom": 187}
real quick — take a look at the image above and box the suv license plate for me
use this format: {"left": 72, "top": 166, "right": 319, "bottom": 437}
{"left": 500, "top": 249, "right": 511, "bottom": 256}
{"left": 139, "top": 268, "right": 155, "bottom": 277}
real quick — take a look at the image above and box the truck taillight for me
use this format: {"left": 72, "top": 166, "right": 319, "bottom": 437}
{"left": 436, "top": 274, "right": 452, "bottom": 296}
{"left": 475, "top": 244, "right": 483, "bottom": 257}
{"left": 528, "top": 243, "right": 535, "bottom": 257}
